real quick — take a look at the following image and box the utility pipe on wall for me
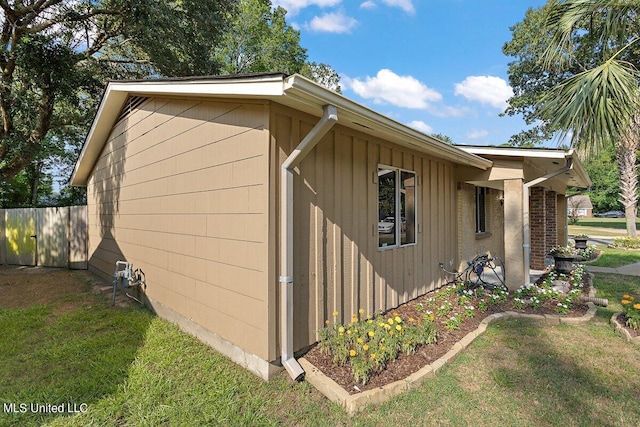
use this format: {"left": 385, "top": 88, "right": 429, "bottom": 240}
{"left": 280, "top": 104, "right": 338, "bottom": 381}
{"left": 522, "top": 157, "right": 574, "bottom": 286}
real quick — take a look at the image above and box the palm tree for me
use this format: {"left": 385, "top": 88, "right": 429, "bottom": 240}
{"left": 540, "top": 0, "right": 640, "bottom": 237}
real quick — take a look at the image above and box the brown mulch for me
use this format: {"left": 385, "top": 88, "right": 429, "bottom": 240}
{"left": 304, "top": 281, "right": 591, "bottom": 395}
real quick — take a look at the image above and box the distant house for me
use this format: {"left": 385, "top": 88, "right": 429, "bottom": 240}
{"left": 71, "top": 73, "right": 591, "bottom": 381}
{"left": 567, "top": 195, "right": 593, "bottom": 218}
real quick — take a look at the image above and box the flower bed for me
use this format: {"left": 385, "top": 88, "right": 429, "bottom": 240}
{"left": 305, "top": 265, "right": 590, "bottom": 394}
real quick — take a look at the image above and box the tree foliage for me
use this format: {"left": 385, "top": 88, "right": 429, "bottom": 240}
{"left": 504, "top": 0, "right": 640, "bottom": 236}
{"left": 215, "top": 0, "right": 341, "bottom": 91}
{"left": 0, "top": 0, "right": 235, "bottom": 206}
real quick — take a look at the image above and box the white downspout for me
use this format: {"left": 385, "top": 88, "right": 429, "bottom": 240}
{"left": 280, "top": 105, "right": 338, "bottom": 381}
{"left": 523, "top": 157, "right": 574, "bottom": 285}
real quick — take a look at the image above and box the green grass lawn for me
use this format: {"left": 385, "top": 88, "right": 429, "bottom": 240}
{"left": 1, "top": 267, "right": 640, "bottom": 427}
{"left": 587, "top": 246, "right": 640, "bottom": 268}
{"left": 569, "top": 217, "right": 640, "bottom": 237}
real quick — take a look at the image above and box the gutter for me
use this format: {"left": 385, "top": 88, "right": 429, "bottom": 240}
{"left": 522, "top": 155, "right": 574, "bottom": 285}
{"left": 280, "top": 104, "right": 338, "bottom": 381}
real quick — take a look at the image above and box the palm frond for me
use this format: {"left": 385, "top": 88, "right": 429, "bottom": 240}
{"left": 543, "top": 0, "right": 639, "bottom": 68}
{"left": 541, "top": 57, "right": 640, "bottom": 156}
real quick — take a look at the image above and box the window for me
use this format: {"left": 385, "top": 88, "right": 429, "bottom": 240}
{"left": 378, "top": 166, "right": 416, "bottom": 248}
{"left": 475, "top": 186, "right": 487, "bottom": 233}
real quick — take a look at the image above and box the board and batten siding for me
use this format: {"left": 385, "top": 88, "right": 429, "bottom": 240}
{"left": 86, "top": 97, "right": 273, "bottom": 360}
{"left": 270, "top": 105, "right": 458, "bottom": 352}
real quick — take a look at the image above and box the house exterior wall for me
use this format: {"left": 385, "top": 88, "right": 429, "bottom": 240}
{"left": 86, "top": 96, "right": 275, "bottom": 372}
{"left": 530, "top": 186, "right": 559, "bottom": 269}
{"left": 457, "top": 184, "right": 505, "bottom": 268}
{"left": 270, "top": 104, "right": 459, "bottom": 353}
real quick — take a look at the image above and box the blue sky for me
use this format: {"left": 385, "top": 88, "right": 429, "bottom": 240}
{"left": 273, "top": 0, "right": 549, "bottom": 146}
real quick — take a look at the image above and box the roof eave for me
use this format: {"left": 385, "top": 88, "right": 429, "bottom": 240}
{"left": 71, "top": 74, "right": 493, "bottom": 186}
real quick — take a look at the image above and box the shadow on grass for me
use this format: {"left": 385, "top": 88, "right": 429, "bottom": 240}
{"left": 0, "top": 275, "right": 154, "bottom": 427}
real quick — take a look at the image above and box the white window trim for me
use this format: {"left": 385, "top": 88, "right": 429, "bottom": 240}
{"left": 378, "top": 164, "right": 418, "bottom": 250}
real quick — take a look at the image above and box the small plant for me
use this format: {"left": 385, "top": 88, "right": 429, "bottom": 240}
{"left": 477, "top": 298, "right": 488, "bottom": 312}
{"left": 436, "top": 300, "right": 454, "bottom": 317}
{"left": 621, "top": 294, "right": 640, "bottom": 330}
{"left": 529, "top": 296, "right": 542, "bottom": 309}
{"left": 444, "top": 314, "right": 464, "bottom": 330}
{"left": 463, "top": 305, "right": 476, "bottom": 318}
{"left": 549, "top": 246, "right": 575, "bottom": 256}
{"left": 556, "top": 302, "right": 569, "bottom": 315}
{"left": 513, "top": 297, "right": 526, "bottom": 310}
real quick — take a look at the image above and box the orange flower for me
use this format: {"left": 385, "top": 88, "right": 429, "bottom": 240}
{"left": 634, "top": 303, "right": 640, "bottom": 310}
{"left": 622, "top": 299, "right": 632, "bottom": 305}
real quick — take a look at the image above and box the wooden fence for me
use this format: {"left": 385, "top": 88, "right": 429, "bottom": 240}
{"left": 0, "top": 206, "right": 87, "bottom": 269}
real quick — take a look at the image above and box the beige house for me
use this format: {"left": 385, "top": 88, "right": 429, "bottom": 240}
{"left": 71, "top": 73, "right": 590, "bottom": 381}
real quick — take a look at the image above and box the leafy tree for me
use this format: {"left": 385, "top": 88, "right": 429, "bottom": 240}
{"left": 0, "top": 0, "right": 235, "bottom": 206}
{"left": 504, "top": 0, "right": 640, "bottom": 236}
{"left": 430, "top": 133, "right": 454, "bottom": 144}
{"left": 215, "top": 0, "right": 341, "bottom": 91}
{"left": 582, "top": 145, "right": 621, "bottom": 213}
{"left": 300, "top": 62, "right": 342, "bottom": 93}
{"left": 215, "top": 0, "right": 306, "bottom": 75}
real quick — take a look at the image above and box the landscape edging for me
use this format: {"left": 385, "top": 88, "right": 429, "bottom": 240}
{"left": 610, "top": 312, "right": 640, "bottom": 344}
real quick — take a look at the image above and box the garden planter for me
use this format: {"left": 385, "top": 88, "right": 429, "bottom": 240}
{"left": 574, "top": 237, "right": 588, "bottom": 249}
{"left": 553, "top": 255, "right": 575, "bottom": 274}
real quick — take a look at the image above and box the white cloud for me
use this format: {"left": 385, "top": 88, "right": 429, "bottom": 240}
{"left": 308, "top": 11, "right": 358, "bottom": 33}
{"left": 344, "top": 69, "right": 442, "bottom": 109}
{"left": 408, "top": 120, "right": 433, "bottom": 134}
{"left": 466, "top": 129, "right": 489, "bottom": 139}
{"left": 454, "top": 76, "right": 514, "bottom": 109}
{"left": 381, "top": 0, "right": 415, "bottom": 14}
{"left": 273, "top": 0, "right": 342, "bottom": 15}
{"left": 360, "top": 1, "right": 377, "bottom": 9}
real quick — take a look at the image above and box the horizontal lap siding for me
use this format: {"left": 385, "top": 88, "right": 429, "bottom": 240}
{"left": 272, "top": 105, "right": 457, "bottom": 352}
{"left": 87, "top": 97, "right": 272, "bottom": 359}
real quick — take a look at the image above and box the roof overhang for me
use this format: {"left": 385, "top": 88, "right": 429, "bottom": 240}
{"left": 458, "top": 145, "right": 591, "bottom": 190}
{"left": 71, "top": 73, "right": 492, "bottom": 186}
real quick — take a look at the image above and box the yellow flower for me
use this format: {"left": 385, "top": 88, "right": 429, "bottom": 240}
{"left": 363, "top": 344, "right": 369, "bottom": 351}
{"left": 359, "top": 308, "right": 365, "bottom": 315}
{"left": 395, "top": 325, "right": 402, "bottom": 332}
{"left": 370, "top": 353, "right": 377, "bottom": 359}
{"left": 357, "top": 337, "right": 364, "bottom": 344}
{"left": 325, "top": 320, "right": 330, "bottom": 325}
{"left": 332, "top": 311, "right": 339, "bottom": 317}
{"left": 349, "top": 349, "right": 357, "bottom": 357}
{"left": 346, "top": 330, "right": 351, "bottom": 335}
{"left": 408, "top": 317, "right": 415, "bottom": 323}
{"left": 634, "top": 303, "right": 640, "bottom": 310}
{"left": 622, "top": 299, "right": 632, "bottom": 305}
{"left": 338, "top": 326, "right": 345, "bottom": 333}
{"left": 388, "top": 318, "right": 394, "bottom": 325}
{"left": 384, "top": 324, "right": 391, "bottom": 330}
{"left": 368, "top": 331, "right": 375, "bottom": 337}
{"left": 394, "top": 316, "right": 402, "bottom": 324}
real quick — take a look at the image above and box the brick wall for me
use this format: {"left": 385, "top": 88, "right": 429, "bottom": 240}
{"left": 529, "top": 187, "right": 558, "bottom": 269}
